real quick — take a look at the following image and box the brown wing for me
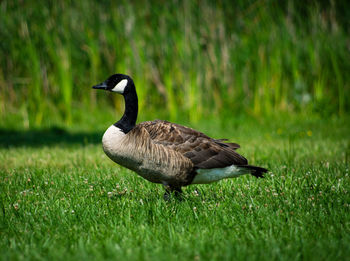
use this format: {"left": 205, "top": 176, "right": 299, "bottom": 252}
{"left": 214, "top": 139, "right": 240, "bottom": 150}
{"left": 138, "top": 120, "right": 248, "bottom": 169}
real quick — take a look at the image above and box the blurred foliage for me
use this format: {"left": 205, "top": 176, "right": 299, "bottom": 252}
{"left": 0, "top": 0, "right": 349, "bottom": 127}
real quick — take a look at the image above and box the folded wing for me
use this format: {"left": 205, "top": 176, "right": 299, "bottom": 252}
{"left": 139, "top": 120, "right": 248, "bottom": 169}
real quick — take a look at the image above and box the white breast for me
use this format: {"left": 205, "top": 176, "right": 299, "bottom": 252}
{"left": 102, "top": 125, "right": 126, "bottom": 155}
{"left": 102, "top": 125, "right": 145, "bottom": 175}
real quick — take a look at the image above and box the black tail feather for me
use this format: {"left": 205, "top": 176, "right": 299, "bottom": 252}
{"left": 237, "top": 165, "right": 268, "bottom": 178}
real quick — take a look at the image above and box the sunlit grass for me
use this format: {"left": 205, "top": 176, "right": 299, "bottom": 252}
{"left": 1, "top": 117, "right": 349, "bottom": 260}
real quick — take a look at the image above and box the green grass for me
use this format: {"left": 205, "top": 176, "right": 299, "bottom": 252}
{"left": 1, "top": 117, "right": 349, "bottom": 260}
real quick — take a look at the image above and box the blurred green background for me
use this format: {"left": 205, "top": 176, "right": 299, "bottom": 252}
{"left": 0, "top": 0, "right": 349, "bottom": 128}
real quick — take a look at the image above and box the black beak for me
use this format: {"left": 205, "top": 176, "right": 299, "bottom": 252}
{"left": 92, "top": 81, "right": 108, "bottom": 90}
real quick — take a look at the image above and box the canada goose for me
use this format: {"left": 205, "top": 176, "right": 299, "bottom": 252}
{"left": 93, "top": 74, "right": 267, "bottom": 199}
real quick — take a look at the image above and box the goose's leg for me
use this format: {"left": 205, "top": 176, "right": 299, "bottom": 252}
{"left": 163, "top": 189, "right": 171, "bottom": 201}
{"left": 173, "top": 187, "right": 183, "bottom": 199}
{"left": 163, "top": 184, "right": 183, "bottom": 201}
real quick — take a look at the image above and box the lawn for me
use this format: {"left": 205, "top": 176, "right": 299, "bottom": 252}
{"left": 1, "top": 116, "right": 349, "bottom": 261}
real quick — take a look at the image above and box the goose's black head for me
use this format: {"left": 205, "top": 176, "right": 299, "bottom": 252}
{"left": 92, "top": 74, "right": 134, "bottom": 95}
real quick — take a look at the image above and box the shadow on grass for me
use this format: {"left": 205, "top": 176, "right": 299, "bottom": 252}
{"left": 0, "top": 127, "right": 103, "bottom": 148}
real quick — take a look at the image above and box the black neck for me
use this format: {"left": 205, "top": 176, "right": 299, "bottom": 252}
{"left": 114, "top": 83, "right": 138, "bottom": 133}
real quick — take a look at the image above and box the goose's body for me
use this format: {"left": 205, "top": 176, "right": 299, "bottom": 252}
{"left": 93, "top": 74, "right": 267, "bottom": 197}
{"left": 102, "top": 122, "right": 194, "bottom": 186}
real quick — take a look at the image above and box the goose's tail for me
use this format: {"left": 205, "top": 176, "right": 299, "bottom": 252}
{"left": 237, "top": 165, "right": 268, "bottom": 178}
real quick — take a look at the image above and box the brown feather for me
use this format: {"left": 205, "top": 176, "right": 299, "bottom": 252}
{"left": 139, "top": 120, "right": 248, "bottom": 169}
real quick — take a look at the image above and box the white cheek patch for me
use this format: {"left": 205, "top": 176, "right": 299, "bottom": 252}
{"left": 111, "top": 79, "right": 128, "bottom": 93}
